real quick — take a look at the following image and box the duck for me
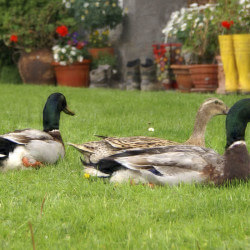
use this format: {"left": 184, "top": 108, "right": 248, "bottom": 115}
{"left": 69, "top": 98, "right": 229, "bottom": 164}
{"left": 81, "top": 98, "right": 250, "bottom": 185}
{"left": 0, "top": 93, "right": 75, "bottom": 171}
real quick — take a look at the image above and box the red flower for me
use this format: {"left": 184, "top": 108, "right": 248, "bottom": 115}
{"left": 221, "top": 20, "right": 234, "bottom": 30}
{"left": 76, "top": 41, "right": 85, "bottom": 49}
{"left": 56, "top": 25, "right": 68, "bottom": 37}
{"left": 10, "top": 34, "right": 18, "bottom": 43}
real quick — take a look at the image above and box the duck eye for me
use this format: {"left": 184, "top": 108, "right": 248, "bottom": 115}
{"left": 215, "top": 100, "right": 219, "bottom": 104}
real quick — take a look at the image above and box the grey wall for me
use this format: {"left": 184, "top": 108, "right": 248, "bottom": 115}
{"left": 114, "top": 0, "right": 187, "bottom": 82}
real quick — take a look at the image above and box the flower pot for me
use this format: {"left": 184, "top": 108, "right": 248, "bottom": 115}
{"left": 52, "top": 60, "right": 91, "bottom": 87}
{"left": 171, "top": 65, "right": 193, "bottom": 92}
{"left": 189, "top": 64, "right": 218, "bottom": 93}
{"left": 215, "top": 56, "right": 226, "bottom": 94}
{"left": 233, "top": 34, "right": 250, "bottom": 93}
{"left": 18, "top": 49, "right": 56, "bottom": 85}
{"left": 218, "top": 35, "right": 238, "bottom": 93}
{"left": 88, "top": 47, "right": 114, "bottom": 59}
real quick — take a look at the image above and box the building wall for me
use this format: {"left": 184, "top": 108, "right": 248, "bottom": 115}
{"left": 114, "top": 0, "right": 187, "bottom": 82}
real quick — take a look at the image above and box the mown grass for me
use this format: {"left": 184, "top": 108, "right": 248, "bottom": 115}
{"left": 0, "top": 83, "right": 249, "bottom": 249}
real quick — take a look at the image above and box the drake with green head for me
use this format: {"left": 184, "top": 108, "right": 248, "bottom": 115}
{"left": 82, "top": 98, "right": 249, "bottom": 185}
{"left": 0, "top": 93, "right": 75, "bottom": 171}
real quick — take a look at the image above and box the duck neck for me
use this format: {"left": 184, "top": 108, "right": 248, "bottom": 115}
{"left": 43, "top": 103, "right": 61, "bottom": 132}
{"left": 186, "top": 109, "right": 211, "bottom": 147}
{"left": 224, "top": 141, "right": 250, "bottom": 181}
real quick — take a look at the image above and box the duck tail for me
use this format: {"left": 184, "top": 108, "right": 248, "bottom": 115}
{"left": 67, "top": 142, "right": 93, "bottom": 154}
{"left": 224, "top": 141, "right": 250, "bottom": 181}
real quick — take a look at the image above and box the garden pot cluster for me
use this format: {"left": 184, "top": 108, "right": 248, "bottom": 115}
{"left": 171, "top": 64, "right": 218, "bottom": 93}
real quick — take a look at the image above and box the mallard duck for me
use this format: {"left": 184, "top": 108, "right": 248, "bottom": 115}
{"left": 82, "top": 98, "right": 250, "bottom": 185}
{"left": 0, "top": 93, "right": 75, "bottom": 171}
{"left": 69, "top": 98, "right": 229, "bottom": 163}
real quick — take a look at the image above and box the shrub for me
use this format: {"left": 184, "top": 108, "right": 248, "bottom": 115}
{"left": 0, "top": 0, "right": 76, "bottom": 51}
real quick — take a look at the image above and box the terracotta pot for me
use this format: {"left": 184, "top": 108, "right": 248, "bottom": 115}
{"left": 18, "top": 49, "right": 55, "bottom": 85}
{"left": 52, "top": 60, "right": 91, "bottom": 87}
{"left": 189, "top": 64, "right": 218, "bottom": 92}
{"left": 88, "top": 47, "right": 114, "bottom": 59}
{"left": 171, "top": 65, "right": 193, "bottom": 92}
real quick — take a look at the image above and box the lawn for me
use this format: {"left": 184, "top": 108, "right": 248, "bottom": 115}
{"left": 0, "top": 83, "right": 249, "bottom": 249}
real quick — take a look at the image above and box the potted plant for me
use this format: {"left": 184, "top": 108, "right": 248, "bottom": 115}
{"left": 152, "top": 44, "right": 185, "bottom": 91}
{"left": 216, "top": 0, "right": 250, "bottom": 94}
{"left": 63, "top": 0, "right": 124, "bottom": 59}
{"left": 88, "top": 29, "right": 114, "bottom": 59}
{"left": 0, "top": 0, "right": 76, "bottom": 85}
{"left": 163, "top": 3, "right": 219, "bottom": 92}
{"left": 52, "top": 25, "right": 91, "bottom": 87}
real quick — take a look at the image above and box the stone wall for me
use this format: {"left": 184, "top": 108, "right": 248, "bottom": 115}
{"left": 113, "top": 0, "right": 187, "bottom": 83}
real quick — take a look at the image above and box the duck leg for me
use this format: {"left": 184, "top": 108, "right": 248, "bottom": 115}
{"left": 22, "top": 157, "right": 43, "bottom": 168}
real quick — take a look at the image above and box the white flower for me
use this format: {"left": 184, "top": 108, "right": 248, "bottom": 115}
{"left": 60, "top": 61, "right": 67, "bottom": 66}
{"left": 180, "top": 23, "right": 187, "bottom": 31}
{"left": 102, "top": 10, "right": 106, "bottom": 14}
{"left": 52, "top": 45, "right": 60, "bottom": 52}
{"left": 70, "top": 50, "right": 76, "bottom": 56}
{"left": 180, "top": 8, "right": 186, "bottom": 15}
{"left": 194, "top": 18, "right": 199, "bottom": 24}
{"left": 170, "top": 11, "right": 179, "bottom": 20}
{"left": 187, "top": 14, "right": 193, "bottom": 20}
{"left": 148, "top": 127, "right": 154, "bottom": 132}
{"left": 190, "top": 3, "right": 198, "bottom": 8}
{"left": 65, "top": 2, "right": 71, "bottom": 8}
{"left": 61, "top": 48, "right": 66, "bottom": 53}
{"left": 198, "top": 22, "right": 204, "bottom": 27}
{"left": 83, "top": 2, "right": 89, "bottom": 8}
{"left": 53, "top": 53, "right": 59, "bottom": 61}
{"left": 77, "top": 56, "right": 84, "bottom": 62}
{"left": 95, "top": 2, "right": 100, "bottom": 7}
{"left": 112, "top": 69, "right": 117, "bottom": 74}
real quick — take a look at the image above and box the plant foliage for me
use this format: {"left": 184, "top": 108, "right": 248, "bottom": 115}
{"left": 0, "top": 0, "right": 76, "bottom": 51}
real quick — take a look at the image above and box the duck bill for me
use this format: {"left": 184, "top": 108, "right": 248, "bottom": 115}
{"left": 63, "top": 106, "right": 75, "bottom": 116}
{"left": 224, "top": 106, "right": 230, "bottom": 115}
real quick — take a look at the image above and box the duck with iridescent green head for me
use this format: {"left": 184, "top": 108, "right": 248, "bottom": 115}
{"left": 0, "top": 93, "right": 75, "bottom": 171}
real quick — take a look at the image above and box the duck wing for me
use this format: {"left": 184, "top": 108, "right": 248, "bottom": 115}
{"left": 94, "top": 145, "right": 224, "bottom": 185}
{"left": 103, "top": 136, "right": 179, "bottom": 149}
{"left": 1, "top": 129, "right": 54, "bottom": 144}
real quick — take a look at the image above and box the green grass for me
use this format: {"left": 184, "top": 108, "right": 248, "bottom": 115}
{"left": 0, "top": 83, "right": 249, "bottom": 249}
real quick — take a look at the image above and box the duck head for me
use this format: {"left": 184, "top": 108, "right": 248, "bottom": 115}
{"left": 226, "top": 98, "right": 250, "bottom": 148}
{"left": 200, "top": 98, "right": 229, "bottom": 116}
{"left": 43, "top": 93, "right": 75, "bottom": 132}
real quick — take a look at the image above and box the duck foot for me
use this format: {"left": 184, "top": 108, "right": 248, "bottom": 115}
{"left": 22, "top": 157, "right": 43, "bottom": 168}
